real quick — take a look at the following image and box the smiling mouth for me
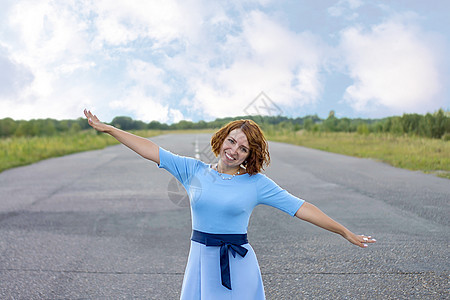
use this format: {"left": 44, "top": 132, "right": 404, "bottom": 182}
{"left": 225, "top": 152, "right": 235, "bottom": 161}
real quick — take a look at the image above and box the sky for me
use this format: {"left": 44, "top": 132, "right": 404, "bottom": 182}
{"left": 0, "top": 0, "right": 449, "bottom": 123}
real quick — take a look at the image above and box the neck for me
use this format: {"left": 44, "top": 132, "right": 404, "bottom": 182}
{"left": 216, "top": 161, "right": 240, "bottom": 175}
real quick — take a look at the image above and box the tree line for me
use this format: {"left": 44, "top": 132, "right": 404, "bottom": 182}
{"left": 1, "top": 109, "right": 448, "bottom": 140}
{"left": 306, "top": 109, "right": 449, "bottom": 139}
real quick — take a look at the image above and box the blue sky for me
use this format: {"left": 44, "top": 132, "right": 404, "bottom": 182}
{"left": 0, "top": 0, "right": 449, "bottom": 123}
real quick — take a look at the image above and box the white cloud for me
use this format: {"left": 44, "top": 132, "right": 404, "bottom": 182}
{"left": 0, "top": 0, "right": 447, "bottom": 122}
{"left": 339, "top": 17, "right": 444, "bottom": 114}
{"left": 91, "top": 0, "right": 205, "bottom": 48}
{"left": 109, "top": 88, "right": 185, "bottom": 124}
{"left": 0, "top": 0, "right": 96, "bottom": 119}
{"left": 55, "top": 61, "right": 97, "bottom": 76}
{"left": 0, "top": 47, "right": 34, "bottom": 98}
{"left": 0, "top": 0, "right": 212, "bottom": 121}
{"left": 8, "top": 1, "right": 91, "bottom": 65}
{"left": 110, "top": 89, "right": 170, "bottom": 123}
{"left": 108, "top": 59, "right": 183, "bottom": 123}
{"left": 184, "top": 10, "right": 326, "bottom": 119}
{"left": 126, "top": 60, "right": 171, "bottom": 95}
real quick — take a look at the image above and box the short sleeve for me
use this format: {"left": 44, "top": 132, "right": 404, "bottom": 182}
{"left": 256, "top": 174, "right": 305, "bottom": 216}
{"left": 158, "top": 147, "right": 200, "bottom": 187}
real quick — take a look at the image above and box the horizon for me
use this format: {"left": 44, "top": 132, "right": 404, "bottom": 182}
{"left": 3, "top": 108, "right": 447, "bottom": 124}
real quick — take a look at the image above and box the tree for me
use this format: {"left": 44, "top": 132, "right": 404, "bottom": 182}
{"left": 357, "top": 123, "right": 369, "bottom": 135}
{"left": 0, "top": 118, "right": 17, "bottom": 137}
{"left": 112, "top": 116, "right": 134, "bottom": 130}
{"left": 390, "top": 117, "right": 404, "bottom": 135}
{"left": 401, "top": 113, "right": 421, "bottom": 135}
{"left": 15, "top": 121, "right": 35, "bottom": 137}
{"left": 171, "top": 120, "right": 194, "bottom": 130}
{"left": 323, "top": 110, "right": 338, "bottom": 132}
{"left": 431, "top": 109, "right": 447, "bottom": 138}
{"left": 70, "top": 122, "right": 81, "bottom": 133}
{"left": 303, "top": 118, "right": 313, "bottom": 131}
{"left": 337, "top": 118, "right": 351, "bottom": 132}
{"left": 41, "top": 119, "right": 57, "bottom": 136}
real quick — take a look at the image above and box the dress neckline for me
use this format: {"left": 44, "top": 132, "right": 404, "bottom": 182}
{"left": 209, "top": 164, "right": 249, "bottom": 179}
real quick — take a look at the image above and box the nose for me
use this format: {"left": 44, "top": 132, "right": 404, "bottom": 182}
{"left": 229, "top": 144, "right": 239, "bottom": 155}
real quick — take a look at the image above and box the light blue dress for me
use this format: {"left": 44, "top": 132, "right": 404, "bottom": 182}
{"left": 158, "top": 147, "right": 304, "bottom": 299}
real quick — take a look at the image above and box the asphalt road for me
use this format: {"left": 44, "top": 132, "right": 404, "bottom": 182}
{"left": 0, "top": 133, "right": 448, "bottom": 299}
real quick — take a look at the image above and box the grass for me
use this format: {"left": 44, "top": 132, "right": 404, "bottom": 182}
{"left": 1, "top": 129, "right": 448, "bottom": 179}
{"left": 264, "top": 130, "right": 450, "bottom": 179}
{"left": 0, "top": 130, "right": 163, "bottom": 173}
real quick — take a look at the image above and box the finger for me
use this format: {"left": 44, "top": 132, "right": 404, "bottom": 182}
{"left": 87, "top": 110, "right": 98, "bottom": 122}
{"left": 88, "top": 112, "right": 98, "bottom": 124}
{"left": 363, "top": 235, "right": 376, "bottom": 243}
{"left": 353, "top": 238, "right": 367, "bottom": 248}
{"left": 85, "top": 111, "right": 95, "bottom": 126}
{"left": 360, "top": 235, "right": 376, "bottom": 246}
{"left": 85, "top": 110, "right": 93, "bottom": 119}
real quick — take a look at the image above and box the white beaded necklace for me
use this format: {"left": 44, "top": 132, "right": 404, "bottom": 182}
{"left": 214, "top": 164, "right": 241, "bottom": 180}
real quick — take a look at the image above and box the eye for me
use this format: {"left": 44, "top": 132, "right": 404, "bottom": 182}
{"left": 228, "top": 138, "right": 235, "bottom": 144}
{"left": 240, "top": 147, "right": 248, "bottom": 153}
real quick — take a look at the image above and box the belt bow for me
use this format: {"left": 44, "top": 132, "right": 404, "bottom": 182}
{"left": 191, "top": 230, "right": 248, "bottom": 290}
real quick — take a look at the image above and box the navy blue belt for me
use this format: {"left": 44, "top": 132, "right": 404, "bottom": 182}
{"left": 191, "top": 230, "right": 248, "bottom": 290}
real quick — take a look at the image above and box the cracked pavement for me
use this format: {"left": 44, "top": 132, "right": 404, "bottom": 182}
{"left": 0, "top": 133, "right": 448, "bottom": 299}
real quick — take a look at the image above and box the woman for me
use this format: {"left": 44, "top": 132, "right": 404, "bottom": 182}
{"left": 84, "top": 109, "right": 376, "bottom": 299}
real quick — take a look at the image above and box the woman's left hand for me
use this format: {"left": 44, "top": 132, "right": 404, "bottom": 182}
{"left": 345, "top": 232, "right": 377, "bottom": 248}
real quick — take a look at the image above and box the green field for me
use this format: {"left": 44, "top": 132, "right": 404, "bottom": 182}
{"left": 0, "top": 130, "right": 161, "bottom": 173}
{"left": 1, "top": 129, "right": 448, "bottom": 179}
{"left": 265, "top": 130, "right": 449, "bottom": 179}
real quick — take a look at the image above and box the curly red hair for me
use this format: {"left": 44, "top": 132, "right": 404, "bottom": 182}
{"left": 210, "top": 119, "right": 270, "bottom": 175}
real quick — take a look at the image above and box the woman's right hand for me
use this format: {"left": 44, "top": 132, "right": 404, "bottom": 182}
{"left": 84, "top": 109, "right": 111, "bottom": 133}
{"left": 83, "top": 109, "right": 160, "bottom": 163}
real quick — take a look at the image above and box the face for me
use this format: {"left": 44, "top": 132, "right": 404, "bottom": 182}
{"left": 219, "top": 128, "right": 250, "bottom": 169}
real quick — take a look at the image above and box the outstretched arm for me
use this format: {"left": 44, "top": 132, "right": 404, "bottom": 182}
{"left": 84, "top": 109, "right": 160, "bottom": 164}
{"left": 295, "top": 202, "right": 376, "bottom": 248}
